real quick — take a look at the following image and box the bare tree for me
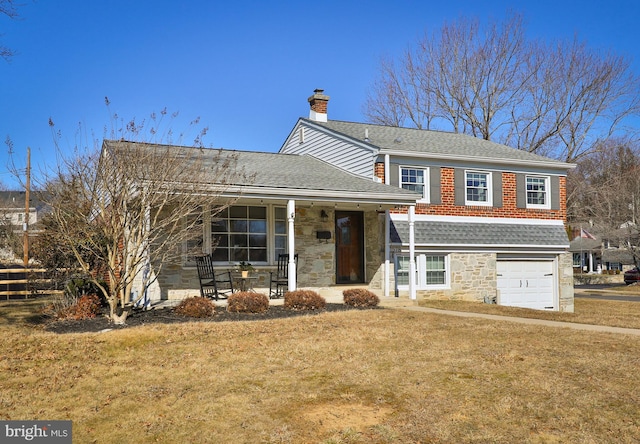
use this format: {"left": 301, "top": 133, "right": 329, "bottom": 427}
{"left": 38, "top": 109, "right": 248, "bottom": 324}
{"left": 365, "top": 12, "right": 640, "bottom": 162}
{"left": 1, "top": 0, "right": 20, "bottom": 62}
{"left": 568, "top": 138, "right": 640, "bottom": 266}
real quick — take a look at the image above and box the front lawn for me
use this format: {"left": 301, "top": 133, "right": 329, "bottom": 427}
{"left": 1, "top": 298, "right": 639, "bottom": 443}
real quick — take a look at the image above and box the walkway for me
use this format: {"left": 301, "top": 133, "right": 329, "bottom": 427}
{"left": 388, "top": 304, "right": 640, "bottom": 336}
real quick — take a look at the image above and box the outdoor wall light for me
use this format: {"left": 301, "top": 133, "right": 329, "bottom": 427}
{"left": 320, "top": 209, "right": 329, "bottom": 222}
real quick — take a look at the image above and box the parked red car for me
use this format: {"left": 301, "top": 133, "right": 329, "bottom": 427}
{"left": 624, "top": 267, "right": 640, "bottom": 285}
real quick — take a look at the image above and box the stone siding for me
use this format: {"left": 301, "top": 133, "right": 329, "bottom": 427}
{"left": 558, "top": 252, "right": 575, "bottom": 312}
{"left": 293, "top": 206, "right": 335, "bottom": 288}
{"left": 411, "top": 252, "right": 497, "bottom": 302}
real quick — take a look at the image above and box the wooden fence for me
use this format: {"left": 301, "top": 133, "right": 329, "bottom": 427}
{"left": 0, "top": 266, "right": 54, "bottom": 299}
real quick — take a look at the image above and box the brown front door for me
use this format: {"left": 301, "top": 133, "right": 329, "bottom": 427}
{"left": 335, "top": 211, "right": 364, "bottom": 284}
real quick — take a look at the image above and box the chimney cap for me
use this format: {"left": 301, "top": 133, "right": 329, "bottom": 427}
{"left": 308, "top": 89, "right": 330, "bottom": 102}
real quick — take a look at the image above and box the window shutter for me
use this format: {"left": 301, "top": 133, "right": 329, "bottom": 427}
{"left": 493, "top": 172, "right": 503, "bottom": 208}
{"left": 516, "top": 173, "right": 526, "bottom": 208}
{"left": 390, "top": 163, "right": 399, "bottom": 187}
{"left": 429, "top": 167, "right": 441, "bottom": 204}
{"left": 551, "top": 176, "right": 560, "bottom": 210}
{"left": 454, "top": 169, "right": 465, "bottom": 206}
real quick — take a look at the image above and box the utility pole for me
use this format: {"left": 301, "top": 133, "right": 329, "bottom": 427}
{"left": 23, "top": 147, "right": 30, "bottom": 267}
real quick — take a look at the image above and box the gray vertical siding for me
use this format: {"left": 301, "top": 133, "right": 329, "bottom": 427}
{"left": 281, "top": 124, "right": 376, "bottom": 179}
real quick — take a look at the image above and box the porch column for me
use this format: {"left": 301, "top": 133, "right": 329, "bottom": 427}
{"left": 408, "top": 205, "right": 416, "bottom": 300}
{"left": 384, "top": 209, "right": 390, "bottom": 298}
{"left": 384, "top": 154, "right": 391, "bottom": 298}
{"left": 589, "top": 251, "right": 594, "bottom": 273}
{"left": 287, "top": 199, "right": 297, "bottom": 291}
{"left": 384, "top": 154, "right": 390, "bottom": 185}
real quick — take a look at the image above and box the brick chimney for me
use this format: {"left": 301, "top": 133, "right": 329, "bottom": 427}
{"left": 308, "top": 88, "right": 329, "bottom": 122}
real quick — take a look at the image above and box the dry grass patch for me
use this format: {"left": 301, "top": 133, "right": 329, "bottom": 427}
{"left": 1, "top": 299, "right": 640, "bottom": 442}
{"left": 420, "top": 297, "right": 640, "bottom": 329}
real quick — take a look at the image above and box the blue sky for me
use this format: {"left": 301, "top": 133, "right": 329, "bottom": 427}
{"left": 1, "top": 0, "right": 639, "bottom": 188}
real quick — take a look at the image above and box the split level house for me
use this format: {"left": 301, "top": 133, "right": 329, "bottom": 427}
{"left": 132, "top": 89, "right": 575, "bottom": 312}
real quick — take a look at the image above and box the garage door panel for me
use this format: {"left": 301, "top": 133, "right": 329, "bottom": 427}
{"left": 497, "top": 260, "right": 555, "bottom": 310}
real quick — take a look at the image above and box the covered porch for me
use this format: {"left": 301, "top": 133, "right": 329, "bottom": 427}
{"left": 146, "top": 150, "right": 421, "bottom": 303}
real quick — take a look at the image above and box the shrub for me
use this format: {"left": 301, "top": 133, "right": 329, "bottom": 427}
{"left": 284, "top": 289, "right": 326, "bottom": 311}
{"left": 227, "top": 291, "right": 269, "bottom": 313}
{"left": 49, "top": 294, "right": 102, "bottom": 320}
{"left": 174, "top": 297, "right": 216, "bottom": 318}
{"left": 343, "top": 288, "right": 380, "bottom": 307}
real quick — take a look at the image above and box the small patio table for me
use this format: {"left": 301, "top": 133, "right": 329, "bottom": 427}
{"left": 234, "top": 275, "right": 258, "bottom": 292}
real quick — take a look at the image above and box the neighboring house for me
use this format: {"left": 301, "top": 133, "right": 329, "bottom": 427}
{"left": 0, "top": 191, "right": 42, "bottom": 230}
{"left": 569, "top": 228, "right": 637, "bottom": 273}
{"left": 279, "top": 90, "right": 576, "bottom": 311}
{"left": 0, "top": 190, "right": 46, "bottom": 262}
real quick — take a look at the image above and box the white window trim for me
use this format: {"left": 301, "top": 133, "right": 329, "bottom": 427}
{"left": 465, "top": 170, "right": 493, "bottom": 207}
{"left": 525, "top": 175, "right": 551, "bottom": 210}
{"left": 271, "top": 205, "right": 287, "bottom": 262}
{"left": 399, "top": 166, "right": 429, "bottom": 203}
{"left": 183, "top": 204, "right": 288, "bottom": 268}
{"left": 396, "top": 253, "right": 450, "bottom": 290}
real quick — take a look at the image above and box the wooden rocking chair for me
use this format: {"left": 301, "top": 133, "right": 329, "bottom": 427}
{"left": 269, "top": 253, "right": 298, "bottom": 299}
{"left": 195, "top": 255, "right": 234, "bottom": 300}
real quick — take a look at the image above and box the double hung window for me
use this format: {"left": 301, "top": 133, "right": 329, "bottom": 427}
{"left": 400, "top": 167, "right": 428, "bottom": 201}
{"left": 526, "top": 176, "right": 550, "bottom": 209}
{"left": 395, "top": 254, "right": 449, "bottom": 289}
{"left": 465, "top": 171, "right": 492, "bottom": 206}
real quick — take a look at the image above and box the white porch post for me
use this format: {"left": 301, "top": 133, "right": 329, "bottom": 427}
{"left": 287, "top": 200, "right": 297, "bottom": 291}
{"left": 384, "top": 209, "right": 390, "bottom": 298}
{"left": 408, "top": 205, "right": 416, "bottom": 300}
{"left": 384, "top": 154, "right": 392, "bottom": 298}
{"left": 384, "top": 154, "right": 390, "bottom": 185}
{"left": 589, "top": 251, "right": 594, "bottom": 273}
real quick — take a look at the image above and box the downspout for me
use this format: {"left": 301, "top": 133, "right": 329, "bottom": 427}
{"left": 287, "top": 200, "right": 297, "bottom": 291}
{"left": 409, "top": 205, "right": 416, "bottom": 300}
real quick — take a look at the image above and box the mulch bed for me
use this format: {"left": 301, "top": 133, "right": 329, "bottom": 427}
{"left": 45, "top": 303, "right": 375, "bottom": 334}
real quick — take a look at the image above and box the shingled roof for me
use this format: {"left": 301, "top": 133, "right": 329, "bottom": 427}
{"left": 391, "top": 220, "right": 570, "bottom": 248}
{"left": 306, "top": 119, "right": 574, "bottom": 169}
{"left": 103, "top": 140, "right": 420, "bottom": 204}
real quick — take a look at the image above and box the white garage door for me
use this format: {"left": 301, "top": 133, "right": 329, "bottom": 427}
{"left": 496, "top": 260, "right": 555, "bottom": 310}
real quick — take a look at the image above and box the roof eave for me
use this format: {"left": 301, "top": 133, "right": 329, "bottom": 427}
{"left": 380, "top": 148, "right": 576, "bottom": 170}
{"left": 221, "top": 185, "right": 419, "bottom": 205}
